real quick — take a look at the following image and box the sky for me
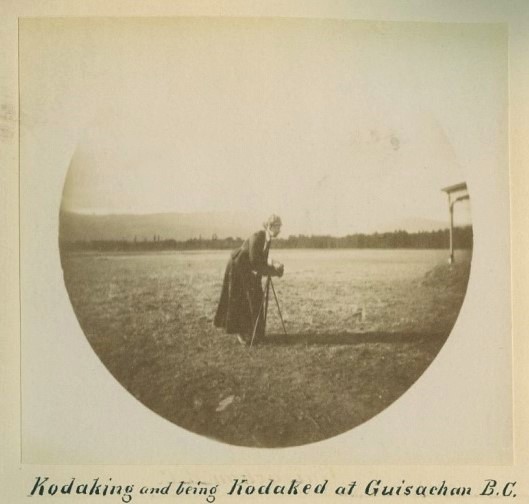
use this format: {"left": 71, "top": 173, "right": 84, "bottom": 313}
{"left": 53, "top": 18, "right": 500, "bottom": 235}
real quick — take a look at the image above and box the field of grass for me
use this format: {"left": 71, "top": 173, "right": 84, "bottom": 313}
{"left": 61, "top": 248, "right": 471, "bottom": 447}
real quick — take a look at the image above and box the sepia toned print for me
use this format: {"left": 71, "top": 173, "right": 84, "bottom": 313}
{"left": 51, "top": 17, "right": 479, "bottom": 447}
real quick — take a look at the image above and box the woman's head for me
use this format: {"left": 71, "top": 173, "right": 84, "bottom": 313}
{"left": 264, "top": 214, "right": 282, "bottom": 237}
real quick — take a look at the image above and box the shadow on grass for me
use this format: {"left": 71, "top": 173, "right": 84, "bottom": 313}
{"left": 259, "top": 331, "right": 448, "bottom": 346}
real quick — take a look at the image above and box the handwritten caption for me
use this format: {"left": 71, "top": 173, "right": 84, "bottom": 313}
{"left": 28, "top": 477, "right": 518, "bottom": 502}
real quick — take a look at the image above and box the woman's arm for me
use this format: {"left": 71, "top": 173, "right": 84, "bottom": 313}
{"left": 248, "top": 232, "right": 274, "bottom": 276}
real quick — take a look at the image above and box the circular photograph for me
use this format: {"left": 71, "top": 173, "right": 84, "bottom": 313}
{"left": 59, "top": 18, "right": 472, "bottom": 447}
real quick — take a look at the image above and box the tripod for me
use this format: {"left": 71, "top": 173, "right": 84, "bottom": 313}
{"left": 250, "top": 275, "right": 288, "bottom": 347}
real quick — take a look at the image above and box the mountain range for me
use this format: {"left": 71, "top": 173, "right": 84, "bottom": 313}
{"left": 59, "top": 211, "right": 450, "bottom": 242}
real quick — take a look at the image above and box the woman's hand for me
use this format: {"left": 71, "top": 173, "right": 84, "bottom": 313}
{"left": 272, "top": 261, "right": 284, "bottom": 277}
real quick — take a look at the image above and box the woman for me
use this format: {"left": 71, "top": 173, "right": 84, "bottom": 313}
{"left": 214, "top": 214, "right": 284, "bottom": 345}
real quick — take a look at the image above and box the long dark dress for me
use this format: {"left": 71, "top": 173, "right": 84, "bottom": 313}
{"left": 214, "top": 230, "right": 276, "bottom": 341}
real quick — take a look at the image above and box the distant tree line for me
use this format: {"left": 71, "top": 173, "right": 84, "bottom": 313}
{"left": 59, "top": 226, "right": 472, "bottom": 253}
{"left": 275, "top": 227, "right": 472, "bottom": 249}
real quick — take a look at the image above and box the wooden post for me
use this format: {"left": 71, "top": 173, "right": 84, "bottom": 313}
{"left": 442, "top": 183, "right": 469, "bottom": 265}
{"left": 448, "top": 199, "right": 455, "bottom": 264}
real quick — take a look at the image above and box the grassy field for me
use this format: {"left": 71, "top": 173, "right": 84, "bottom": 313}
{"left": 62, "top": 248, "right": 471, "bottom": 447}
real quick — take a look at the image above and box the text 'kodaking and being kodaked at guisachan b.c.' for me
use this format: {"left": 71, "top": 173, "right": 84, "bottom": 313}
{"left": 29, "top": 476, "right": 518, "bottom": 502}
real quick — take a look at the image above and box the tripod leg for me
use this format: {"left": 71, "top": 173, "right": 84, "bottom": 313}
{"left": 250, "top": 278, "right": 269, "bottom": 347}
{"left": 250, "top": 296, "right": 264, "bottom": 347}
{"left": 263, "top": 277, "right": 270, "bottom": 330}
{"left": 270, "top": 278, "right": 288, "bottom": 336}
